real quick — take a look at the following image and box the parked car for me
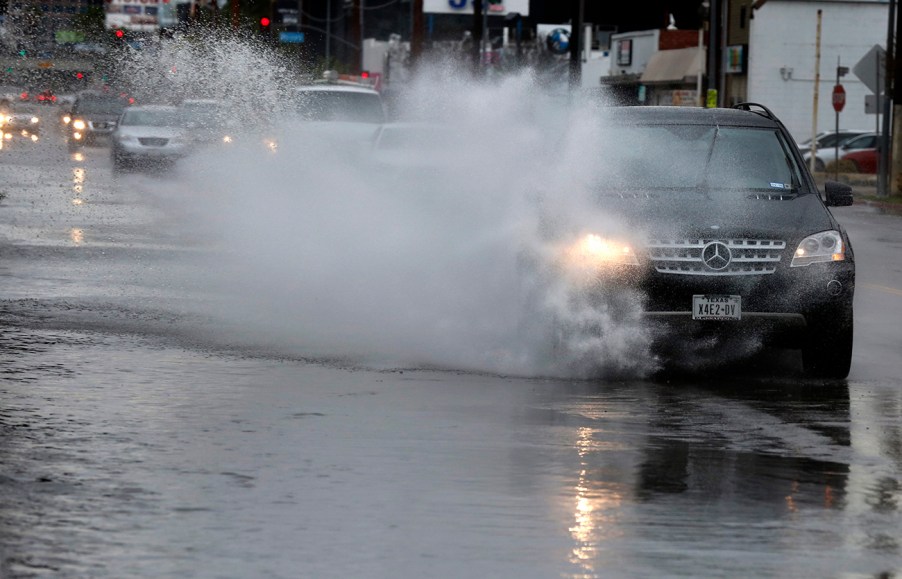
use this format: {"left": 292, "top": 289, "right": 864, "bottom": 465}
{"left": 110, "top": 105, "right": 189, "bottom": 173}
{"left": 797, "top": 130, "right": 871, "bottom": 171}
{"left": 842, "top": 146, "right": 879, "bottom": 174}
{"left": 526, "top": 103, "right": 855, "bottom": 378}
{"left": 67, "top": 91, "right": 130, "bottom": 150}
{"left": 796, "top": 129, "right": 868, "bottom": 150}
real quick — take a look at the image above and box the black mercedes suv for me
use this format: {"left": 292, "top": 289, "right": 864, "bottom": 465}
{"left": 538, "top": 103, "right": 855, "bottom": 378}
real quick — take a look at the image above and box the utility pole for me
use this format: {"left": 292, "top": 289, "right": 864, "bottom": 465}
{"left": 889, "top": 0, "right": 900, "bottom": 195}
{"left": 410, "top": 0, "right": 423, "bottom": 70}
{"left": 325, "top": 0, "right": 331, "bottom": 65}
{"left": 472, "top": 0, "right": 482, "bottom": 74}
{"left": 352, "top": 0, "right": 361, "bottom": 74}
{"left": 569, "top": 0, "right": 584, "bottom": 90}
{"left": 810, "top": 9, "right": 822, "bottom": 175}
{"left": 706, "top": 0, "right": 719, "bottom": 106}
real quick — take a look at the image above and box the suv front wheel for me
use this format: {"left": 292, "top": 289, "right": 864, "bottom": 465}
{"left": 801, "top": 304, "right": 853, "bottom": 379}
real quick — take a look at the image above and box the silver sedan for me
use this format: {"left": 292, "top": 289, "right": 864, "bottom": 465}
{"left": 110, "top": 105, "right": 189, "bottom": 173}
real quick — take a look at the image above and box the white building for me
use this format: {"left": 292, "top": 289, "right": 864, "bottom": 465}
{"left": 746, "top": 0, "right": 888, "bottom": 141}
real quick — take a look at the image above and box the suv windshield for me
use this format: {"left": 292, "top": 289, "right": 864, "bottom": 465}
{"left": 293, "top": 90, "right": 385, "bottom": 123}
{"left": 120, "top": 109, "right": 183, "bottom": 127}
{"left": 75, "top": 97, "right": 127, "bottom": 115}
{"left": 593, "top": 124, "right": 801, "bottom": 193}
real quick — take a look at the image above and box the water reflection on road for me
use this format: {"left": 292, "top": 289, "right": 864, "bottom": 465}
{"left": 1, "top": 320, "right": 900, "bottom": 577}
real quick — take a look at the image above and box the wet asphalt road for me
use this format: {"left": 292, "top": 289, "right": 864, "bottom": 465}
{"left": 1, "top": 125, "right": 902, "bottom": 578}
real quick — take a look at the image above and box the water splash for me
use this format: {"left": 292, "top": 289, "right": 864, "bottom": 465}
{"left": 117, "top": 37, "right": 658, "bottom": 379}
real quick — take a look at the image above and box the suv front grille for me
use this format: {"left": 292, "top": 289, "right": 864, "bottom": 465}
{"left": 647, "top": 238, "right": 787, "bottom": 276}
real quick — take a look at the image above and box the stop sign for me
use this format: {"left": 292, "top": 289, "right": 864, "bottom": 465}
{"left": 832, "top": 84, "right": 846, "bottom": 112}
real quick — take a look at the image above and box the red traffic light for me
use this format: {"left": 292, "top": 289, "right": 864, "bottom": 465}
{"left": 260, "top": 17, "right": 271, "bottom": 27}
{"left": 75, "top": 72, "right": 84, "bottom": 80}
{"left": 115, "top": 29, "right": 124, "bottom": 38}
{"left": 360, "top": 71, "right": 370, "bottom": 79}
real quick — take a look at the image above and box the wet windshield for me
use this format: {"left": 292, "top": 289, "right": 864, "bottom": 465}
{"left": 120, "top": 109, "right": 184, "bottom": 127}
{"left": 594, "top": 125, "right": 801, "bottom": 193}
{"left": 75, "top": 97, "right": 128, "bottom": 115}
{"left": 294, "top": 90, "right": 385, "bottom": 123}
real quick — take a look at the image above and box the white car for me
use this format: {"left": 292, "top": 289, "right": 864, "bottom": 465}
{"left": 797, "top": 130, "right": 872, "bottom": 171}
{"left": 266, "top": 82, "right": 386, "bottom": 155}
{"left": 110, "top": 105, "right": 189, "bottom": 173}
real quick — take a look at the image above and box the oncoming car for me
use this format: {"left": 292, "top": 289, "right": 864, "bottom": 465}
{"left": 110, "top": 105, "right": 188, "bottom": 173}
{"left": 68, "top": 92, "right": 130, "bottom": 150}
{"left": 533, "top": 103, "right": 855, "bottom": 379}
{"left": 0, "top": 109, "right": 41, "bottom": 141}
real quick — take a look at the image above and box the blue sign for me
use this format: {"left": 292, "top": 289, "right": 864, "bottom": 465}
{"left": 279, "top": 31, "right": 305, "bottom": 43}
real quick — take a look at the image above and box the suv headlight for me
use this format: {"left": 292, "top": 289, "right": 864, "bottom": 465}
{"left": 791, "top": 230, "right": 845, "bottom": 267}
{"left": 72, "top": 119, "right": 86, "bottom": 131}
{"left": 562, "top": 234, "right": 640, "bottom": 270}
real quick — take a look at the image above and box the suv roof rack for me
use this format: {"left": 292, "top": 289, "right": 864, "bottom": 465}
{"left": 732, "top": 102, "right": 778, "bottom": 121}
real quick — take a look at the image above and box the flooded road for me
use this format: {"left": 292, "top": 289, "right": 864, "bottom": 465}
{"left": 2, "top": 129, "right": 902, "bottom": 577}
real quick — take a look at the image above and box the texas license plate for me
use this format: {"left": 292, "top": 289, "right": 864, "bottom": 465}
{"left": 692, "top": 295, "right": 741, "bottom": 320}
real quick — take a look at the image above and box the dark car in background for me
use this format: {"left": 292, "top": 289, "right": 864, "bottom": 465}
{"left": 534, "top": 103, "right": 855, "bottom": 378}
{"left": 67, "top": 92, "right": 130, "bottom": 151}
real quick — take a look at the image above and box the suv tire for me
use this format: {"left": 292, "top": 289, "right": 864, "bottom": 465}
{"left": 801, "top": 305, "right": 853, "bottom": 379}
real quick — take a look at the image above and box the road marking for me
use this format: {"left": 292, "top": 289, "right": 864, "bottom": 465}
{"left": 859, "top": 282, "right": 902, "bottom": 297}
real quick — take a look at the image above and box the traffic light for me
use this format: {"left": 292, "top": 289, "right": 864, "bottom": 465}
{"left": 360, "top": 71, "right": 370, "bottom": 79}
{"left": 75, "top": 72, "right": 84, "bottom": 80}
{"left": 115, "top": 29, "right": 124, "bottom": 39}
{"left": 260, "top": 16, "right": 271, "bottom": 32}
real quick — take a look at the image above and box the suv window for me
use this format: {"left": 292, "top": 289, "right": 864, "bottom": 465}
{"left": 74, "top": 96, "right": 127, "bottom": 115}
{"left": 120, "top": 109, "right": 183, "bottom": 127}
{"left": 293, "top": 90, "right": 385, "bottom": 123}
{"left": 594, "top": 125, "right": 799, "bottom": 192}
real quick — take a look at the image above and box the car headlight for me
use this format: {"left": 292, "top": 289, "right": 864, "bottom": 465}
{"left": 72, "top": 119, "right": 86, "bottom": 130}
{"left": 791, "top": 230, "right": 845, "bottom": 267}
{"left": 63, "top": 115, "right": 71, "bottom": 124}
{"left": 30, "top": 116, "right": 39, "bottom": 124}
{"left": 562, "top": 234, "right": 640, "bottom": 273}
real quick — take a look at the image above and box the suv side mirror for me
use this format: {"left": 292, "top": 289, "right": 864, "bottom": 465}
{"left": 824, "top": 181, "right": 853, "bottom": 207}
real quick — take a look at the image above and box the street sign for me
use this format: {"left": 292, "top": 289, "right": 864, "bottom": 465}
{"left": 853, "top": 44, "right": 886, "bottom": 95}
{"left": 279, "top": 31, "right": 304, "bottom": 43}
{"left": 832, "top": 84, "right": 846, "bottom": 112}
{"left": 865, "top": 94, "right": 886, "bottom": 114}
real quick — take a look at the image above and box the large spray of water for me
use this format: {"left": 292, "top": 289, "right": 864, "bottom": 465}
{"left": 117, "top": 33, "right": 660, "bottom": 379}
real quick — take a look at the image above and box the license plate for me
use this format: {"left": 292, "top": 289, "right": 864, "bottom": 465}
{"left": 692, "top": 295, "right": 741, "bottom": 320}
